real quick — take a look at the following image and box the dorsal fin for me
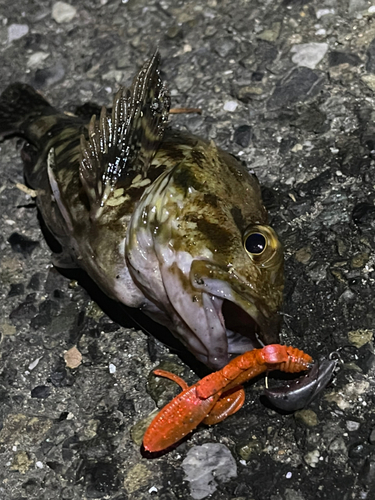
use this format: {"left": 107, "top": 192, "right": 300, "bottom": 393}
{"left": 79, "top": 51, "right": 170, "bottom": 219}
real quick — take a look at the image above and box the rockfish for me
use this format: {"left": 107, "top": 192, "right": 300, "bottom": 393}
{"left": 0, "top": 52, "right": 283, "bottom": 369}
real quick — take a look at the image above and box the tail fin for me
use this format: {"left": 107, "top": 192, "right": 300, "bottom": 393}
{"left": 0, "top": 83, "right": 53, "bottom": 136}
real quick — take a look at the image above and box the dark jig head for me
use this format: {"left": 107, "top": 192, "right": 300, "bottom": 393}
{"left": 264, "top": 354, "right": 341, "bottom": 412}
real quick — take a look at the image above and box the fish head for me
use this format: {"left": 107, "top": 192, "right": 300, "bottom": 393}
{"left": 190, "top": 222, "right": 284, "bottom": 345}
{"left": 127, "top": 140, "right": 284, "bottom": 369}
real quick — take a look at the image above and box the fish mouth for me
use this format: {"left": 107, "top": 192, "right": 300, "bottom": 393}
{"left": 222, "top": 299, "right": 272, "bottom": 352}
{"left": 204, "top": 292, "right": 281, "bottom": 365}
{"left": 188, "top": 259, "right": 282, "bottom": 369}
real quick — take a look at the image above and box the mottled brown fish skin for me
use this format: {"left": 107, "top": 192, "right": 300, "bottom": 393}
{"left": 0, "top": 52, "right": 284, "bottom": 369}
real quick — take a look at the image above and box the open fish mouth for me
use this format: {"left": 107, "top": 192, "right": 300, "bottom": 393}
{"left": 185, "top": 259, "right": 282, "bottom": 369}
{"left": 222, "top": 300, "right": 271, "bottom": 353}
{"left": 205, "top": 292, "right": 281, "bottom": 360}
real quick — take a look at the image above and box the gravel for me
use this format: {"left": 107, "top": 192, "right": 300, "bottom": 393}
{"left": 1, "top": 0, "right": 375, "bottom": 499}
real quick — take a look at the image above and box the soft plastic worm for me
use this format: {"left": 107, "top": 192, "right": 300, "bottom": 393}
{"left": 143, "top": 345, "right": 313, "bottom": 452}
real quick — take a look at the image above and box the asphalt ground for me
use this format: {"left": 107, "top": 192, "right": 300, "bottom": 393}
{"left": 1, "top": 1, "right": 375, "bottom": 499}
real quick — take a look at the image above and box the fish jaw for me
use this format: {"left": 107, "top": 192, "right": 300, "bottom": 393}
{"left": 189, "top": 258, "right": 283, "bottom": 358}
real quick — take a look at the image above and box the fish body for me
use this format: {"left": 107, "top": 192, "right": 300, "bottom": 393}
{"left": 0, "top": 52, "right": 283, "bottom": 369}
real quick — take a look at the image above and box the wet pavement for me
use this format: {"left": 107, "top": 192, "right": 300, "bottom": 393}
{"left": 1, "top": 0, "right": 375, "bottom": 499}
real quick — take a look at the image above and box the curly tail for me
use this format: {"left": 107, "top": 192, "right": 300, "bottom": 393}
{"left": 0, "top": 82, "right": 53, "bottom": 136}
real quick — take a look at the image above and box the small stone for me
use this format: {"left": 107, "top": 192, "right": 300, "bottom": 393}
{"left": 361, "top": 74, "right": 375, "bottom": 91}
{"left": 348, "top": 329, "right": 373, "bottom": 348}
{"left": 81, "top": 419, "right": 99, "bottom": 440}
{"left": 268, "top": 67, "right": 324, "bottom": 108}
{"left": 7, "top": 283, "right": 24, "bottom": 297}
{"left": 257, "top": 22, "right": 281, "bottom": 42}
{"left": 295, "top": 246, "right": 312, "bottom": 264}
{"left": 346, "top": 420, "right": 361, "bottom": 432}
{"left": 0, "top": 323, "right": 16, "bottom": 336}
{"left": 166, "top": 25, "right": 182, "bottom": 39}
{"left": 351, "top": 252, "right": 370, "bottom": 269}
{"left": 85, "top": 301, "right": 104, "bottom": 321}
{"left": 31, "top": 385, "right": 51, "bottom": 399}
{"left": 233, "top": 125, "right": 252, "bottom": 148}
{"left": 325, "top": 380, "right": 370, "bottom": 410}
{"left": 294, "top": 409, "right": 319, "bottom": 427}
{"left": 304, "top": 449, "right": 320, "bottom": 468}
{"left": 9, "top": 300, "right": 37, "bottom": 320}
{"left": 339, "top": 289, "right": 356, "bottom": 302}
{"left": 7, "top": 233, "right": 39, "bottom": 256}
{"left": 328, "top": 51, "right": 361, "bottom": 67}
{"left": 291, "top": 43, "right": 328, "bottom": 69}
{"left": 369, "top": 428, "right": 375, "bottom": 444}
{"left": 7, "top": 24, "right": 29, "bottom": 43}
{"left": 27, "top": 52, "right": 50, "bottom": 69}
{"left": 214, "top": 38, "right": 237, "bottom": 58}
{"left": 64, "top": 346, "right": 82, "bottom": 369}
{"left": 223, "top": 100, "right": 238, "bottom": 112}
{"left": 316, "top": 8, "right": 335, "bottom": 19}
{"left": 10, "top": 451, "right": 33, "bottom": 473}
{"left": 237, "top": 85, "right": 263, "bottom": 103}
{"left": 237, "top": 439, "right": 262, "bottom": 461}
{"left": 109, "top": 363, "right": 116, "bottom": 374}
{"left": 28, "top": 357, "right": 42, "bottom": 371}
{"left": 123, "top": 463, "right": 152, "bottom": 494}
{"left": 182, "top": 443, "right": 237, "bottom": 500}
{"left": 52, "top": 2, "right": 77, "bottom": 23}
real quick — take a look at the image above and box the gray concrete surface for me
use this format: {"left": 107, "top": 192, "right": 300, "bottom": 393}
{"left": 1, "top": 0, "right": 375, "bottom": 499}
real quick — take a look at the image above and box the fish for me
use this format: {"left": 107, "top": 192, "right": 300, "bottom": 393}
{"left": 0, "top": 51, "right": 284, "bottom": 370}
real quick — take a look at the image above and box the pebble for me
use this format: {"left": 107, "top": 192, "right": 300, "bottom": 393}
{"left": 291, "top": 43, "right": 328, "bottom": 69}
{"left": 182, "top": 443, "right": 237, "bottom": 499}
{"left": 7, "top": 24, "right": 29, "bottom": 43}
{"left": 268, "top": 67, "right": 324, "bottom": 108}
{"left": 304, "top": 449, "right": 320, "bottom": 468}
{"left": 28, "top": 357, "right": 42, "bottom": 371}
{"left": 369, "top": 428, "right": 375, "bottom": 444}
{"left": 347, "top": 329, "right": 373, "bottom": 348}
{"left": 223, "top": 100, "right": 238, "bottom": 112}
{"left": 316, "top": 8, "right": 335, "bottom": 19}
{"left": 52, "top": 2, "right": 77, "bottom": 23}
{"left": 10, "top": 451, "right": 33, "bottom": 473}
{"left": 27, "top": 51, "right": 50, "bottom": 69}
{"left": 123, "top": 463, "right": 152, "bottom": 495}
{"left": 294, "top": 409, "right": 319, "bottom": 427}
{"left": 237, "top": 439, "right": 262, "bottom": 461}
{"left": 362, "top": 74, "right": 375, "bottom": 91}
{"left": 233, "top": 125, "right": 252, "bottom": 148}
{"left": 7, "top": 233, "right": 39, "bottom": 256}
{"left": 64, "top": 346, "right": 82, "bottom": 369}
{"left": 31, "top": 385, "right": 51, "bottom": 399}
{"left": 346, "top": 420, "right": 361, "bottom": 432}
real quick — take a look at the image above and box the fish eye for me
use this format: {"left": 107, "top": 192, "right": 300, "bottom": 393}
{"left": 244, "top": 232, "right": 266, "bottom": 255}
{"left": 243, "top": 224, "right": 282, "bottom": 267}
